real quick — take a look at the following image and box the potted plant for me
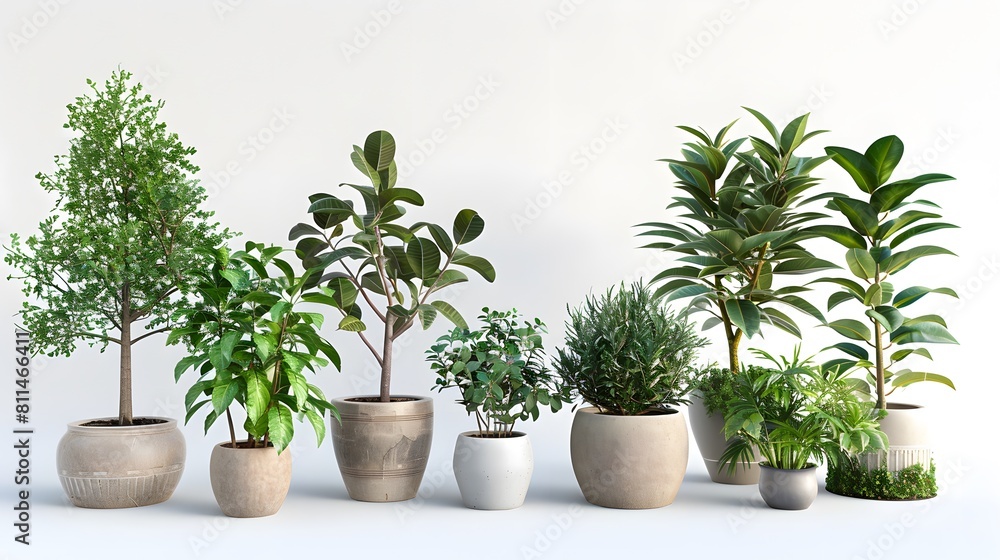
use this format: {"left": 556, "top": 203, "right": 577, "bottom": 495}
{"left": 638, "top": 108, "right": 834, "bottom": 484}
{"left": 554, "top": 282, "right": 706, "bottom": 509}
{"left": 3, "top": 69, "right": 231, "bottom": 508}
{"left": 816, "top": 135, "right": 958, "bottom": 499}
{"left": 287, "top": 130, "right": 496, "bottom": 502}
{"left": 721, "top": 349, "right": 888, "bottom": 510}
{"left": 170, "top": 244, "right": 341, "bottom": 517}
{"left": 426, "top": 308, "right": 570, "bottom": 510}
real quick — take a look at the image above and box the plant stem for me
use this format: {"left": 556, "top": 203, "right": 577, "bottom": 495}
{"left": 118, "top": 281, "right": 132, "bottom": 425}
{"left": 874, "top": 319, "right": 886, "bottom": 410}
{"left": 226, "top": 409, "right": 236, "bottom": 448}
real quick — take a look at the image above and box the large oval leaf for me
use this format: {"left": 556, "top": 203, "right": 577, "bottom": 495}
{"left": 846, "top": 248, "right": 877, "bottom": 280}
{"left": 826, "top": 319, "right": 872, "bottom": 342}
{"left": 725, "top": 299, "right": 761, "bottom": 338}
{"left": 891, "top": 370, "right": 955, "bottom": 390}
{"left": 864, "top": 135, "right": 904, "bottom": 186}
{"left": 405, "top": 237, "right": 441, "bottom": 280}
{"left": 363, "top": 130, "right": 396, "bottom": 171}
{"left": 453, "top": 209, "right": 485, "bottom": 245}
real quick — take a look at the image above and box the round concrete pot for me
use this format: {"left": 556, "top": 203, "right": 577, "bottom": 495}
{"left": 569, "top": 407, "right": 688, "bottom": 509}
{"left": 758, "top": 463, "right": 818, "bottom": 510}
{"left": 331, "top": 395, "right": 433, "bottom": 502}
{"left": 210, "top": 442, "right": 292, "bottom": 517}
{"left": 688, "top": 394, "right": 761, "bottom": 484}
{"left": 453, "top": 431, "right": 533, "bottom": 510}
{"left": 860, "top": 402, "right": 931, "bottom": 472}
{"left": 56, "top": 417, "right": 185, "bottom": 509}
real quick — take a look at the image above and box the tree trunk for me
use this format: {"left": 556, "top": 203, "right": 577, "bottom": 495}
{"left": 118, "top": 281, "right": 133, "bottom": 426}
{"left": 874, "top": 320, "right": 886, "bottom": 410}
{"left": 728, "top": 329, "right": 742, "bottom": 374}
{"left": 380, "top": 314, "right": 394, "bottom": 402}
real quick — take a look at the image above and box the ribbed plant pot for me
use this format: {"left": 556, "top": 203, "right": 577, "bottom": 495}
{"left": 453, "top": 431, "right": 533, "bottom": 510}
{"left": 210, "top": 442, "right": 291, "bottom": 517}
{"left": 569, "top": 407, "right": 688, "bottom": 509}
{"left": 688, "top": 394, "right": 761, "bottom": 484}
{"left": 56, "top": 417, "right": 185, "bottom": 509}
{"left": 331, "top": 395, "right": 433, "bottom": 502}
{"left": 758, "top": 463, "right": 818, "bottom": 510}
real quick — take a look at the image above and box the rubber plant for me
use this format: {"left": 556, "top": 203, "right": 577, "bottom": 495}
{"left": 638, "top": 108, "right": 834, "bottom": 375}
{"left": 288, "top": 130, "right": 495, "bottom": 402}
{"left": 170, "top": 244, "right": 340, "bottom": 453}
{"left": 4, "top": 69, "right": 231, "bottom": 425}
{"left": 817, "top": 135, "right": 958, "bottom": 410}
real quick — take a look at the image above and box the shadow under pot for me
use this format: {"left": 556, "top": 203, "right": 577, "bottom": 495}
{"left": 758, "top": 463, "right": 818, "bottom": 510}
{"left": 210, "top": 442, "right": 292, "bottom": 518}
{"left": 453, "top": 431, "right": 534, "bottom": 510}
{"left": 569, "top": 407, "right": 688, "bottom": 509}
{"left": 56, "top": 417, "right": 185, "bottom": 509}
{"left": 330, "top": 395, "right": 434, "bottom": 502}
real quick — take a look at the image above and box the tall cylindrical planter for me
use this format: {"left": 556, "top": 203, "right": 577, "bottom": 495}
{"left": 331, "top": 395, "right": 434, "bottom": 502}
{"left": 758, "top": 464, "right": 818, "bottom": 510}
{"left": 56, "top": 417, "right": 185, "bottom": 509}
{"left": 569, "top": 407, "right": 688, "bottom": 509}
{"left": 859, "top": 403, "right": 931, "bottom": 472}
{"left": 453, "top": 431, "right": 533, "bottom": 510}
{"left": 688, "top": 394, "right": 761, "bottom": 484}
{"left": 210, "top": 442, "right": 292, "bottom": 518}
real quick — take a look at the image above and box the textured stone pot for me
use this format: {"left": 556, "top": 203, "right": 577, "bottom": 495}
{"left": 688, "top": 394, "right": 761, "bottom": 484}
{"left": 210, "top": 442, "right": 292, "bottom": 517}
{"left": 758, "top": 463, "right": 818, "bottom": 510}
{"left": 860, "top": 402, "right": 931, "bottom": 472}
{"left": 453, "top": 431, "right": 533, "bottom": 510}
{"left": 331, "top": 395, "right": 433, "bottom": 502}
{"left": 569, "top": 407, "right": 688, "bottom": 509}
{"left": 56, "top": 417, "right": 185, "bottom": 508}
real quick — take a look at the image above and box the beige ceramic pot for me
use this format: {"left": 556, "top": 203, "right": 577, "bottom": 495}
{"left": 56, "top": 417, "right": 185, "bottom": 508}
{"left": 331, "top": 395, "right": 433, "bottom": 502}
{"left": 209, "top": 442, "right": 292, "bottom": 517}
{"left": 688, "top": 394, "right": 761, "bottom": 484}
{"left": 569, "top": 407, "right": 688, "bottom": 509}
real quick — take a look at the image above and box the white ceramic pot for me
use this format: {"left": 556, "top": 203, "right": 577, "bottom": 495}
{"left": 758, "top": 463, "right": 818, "bottom": 510}
{"left": 860, "top": 402, "right": 931, "bottom": 472}
{"left": 453, "top": 431, "right": 533, "bottom": 510}
{"left": 56, "top": 417, "right": 185, "bottom": 509}
{"left": 569, "top": 407, "right": 688, "bottom": 509}
{"left": 210, "top": 442, "right": 292, "bottom": 518}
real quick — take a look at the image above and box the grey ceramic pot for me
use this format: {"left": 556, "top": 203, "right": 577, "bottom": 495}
{"left": 331, "top": 395, "right": 433, "bottom": 502}
{"left": 758, "top": 463, "right": 818, "bottom": 510}
{"left": 688, "top": 394, "right": 761, "bottom": 484}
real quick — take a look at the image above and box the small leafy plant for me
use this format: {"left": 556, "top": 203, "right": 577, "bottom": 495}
{"left": 721, "top": 349, "right": 887, "bottom": 472}
{"left": 817, "top": 135, "right": 958, "bottom": 409}
{"left": 288, "top": 130, "right": 495, "bottom": 402}
{"left": 427, "top": 308, "right": 569, "bottom": 437}
{"left": 170, "top": 244, "right": 340, "bottom": 453}
{"left": 4, "top": 69, "right": 231, "bottom": 425}
{"left": 554, "top": 282, "right": 707, "bottom": 416}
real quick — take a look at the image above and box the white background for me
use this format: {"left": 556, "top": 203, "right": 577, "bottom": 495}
{"left": 1, "top": 1, "right": 998, "bottom": 558}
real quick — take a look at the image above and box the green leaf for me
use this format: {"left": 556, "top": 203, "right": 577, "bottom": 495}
{"left": 453, "top": 209, "right": 485, "bottom": 245}
{"left": 287, "top": 369, "right": 310, "bottom": 409}
{"left": 174, "top": 355, "right": 206, "bottom": 381}
{"left": 846, "top": 248, "right": 877, "bottom": 280}
{"left": 405, "top": 237, "right": 442, "bottom": 280}
{"left": 864, "top": 135, "right": 904, "bottom": 186}
{"left": 743, "top": 107, "right": 780, "bottom": 145}
{"left": 891, "top": 322, "right": 958, "bottom": 345}
{"left": 891, "top": 371, "right": 955, "bottom": 390}
{"left": 870, "top": 174, "right": 954, "bottom": 213}
{"left": 338, "top": 315, "right": 366, "bottom": 332}
{"left": 826, "top": 319, "right": 872, "bottom": 341}
{"left": 430, "top": 301, "right": 467, "bottom": 329}
{"left": 363, "top": 130, "right": 396, "bottom": 171}
{"left": 806, "top": 225, "right": 866, "bottom": 249}
{"left": 270, "top": 301, "right": 290, "bottom": 322}
{"left": 220, "top": 268, "right": 250, "bottom": 290}
{"left": 663, "top": 284, "right": 713, "bottom": 303}
{"left": 245, "top": 371, "right": 271, "bottom": 424}
{"left": 305, "top": 409, "right": 327, "bottom": 447}
{"left": 863, "top": 283, "right": 883, "bottom": 306}
{"left": 811, "top": 277, "right": 866, "bottom": 299}
{"left": 725, "top": 299, "right": 761, "bottom": 338}
{"left": 252, "top": 332, "right": 276, "bottom": 361}
{"left": 831, "top": 198, "right": 879, "bottom": 236}
{"left": 890, "top": 347, "right": 932, "bottom": 362}
{"left": 893, "top": 286, "right": 958, "bottom": 308}
{"left": 428, "top": 269, "right": 468, "bottom": 291}
{"left": 268, "top": 405, "right": 295, "bottom": 454}
{"left": 417, "top": 304, "right": 438, "bottom": 329}
{"left": 883, "top": 246, "right": 955, "bottom": 274}
{"left": 452, "top": 253, "right": 496, "bottom": 282}
{"left": 826, "top": 146, "right": 878, "bottom": 192}
{"left": 828, "top": 291, "right": 858, "bottom": 311}
{"left": 219, "top": 331, "right": 241, "bottom": 365}
{"left": 212, "top": 381, "right": 240, "bottom": 417}
{"left": 779, "top": 113, "right": 809, "bottom": 154}
{"left": 866, "top": 306, "right": 904, "bottom": 332}
{"left": 889, "top": 222, "right": 958, "bottom": 249}
{"left": 288, "top": 223, "right": 322, "bottom": 240}
{"left": 826, "top": 342, "right": 869, "bottom": 361}
{"left": 379, "top": 187, "right": 424, "bottom": 208}
{"left": 773, "top": 258, "right": 839, "bottom": 275}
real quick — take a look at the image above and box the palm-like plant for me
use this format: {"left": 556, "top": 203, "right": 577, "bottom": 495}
{"left": 816, "top": 135, "right": 958, "bottom": 410}
{"left": 639, "top": 108, "right": 833, "bottom": 374}
{"left": 721, "top": 348, "right": 887, "bottom": 472}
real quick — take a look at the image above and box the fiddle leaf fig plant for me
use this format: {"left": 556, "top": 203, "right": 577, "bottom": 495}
{"left": 816, "top": 135, "right": 958, "bottom": 409}
{"left": 427, "top": 308, "right": 570, "bottom": 437}
{"left": 288, "top": 130, "right": 495, "bottom": 402}
{"left": 638, "top": 108, "right": 834, "bottom": 375}
{"left": 4, "top": 69, "right": 232, "bottom": 425}
{"left": 170, "top": 243, "right": 341, "bottom": 453}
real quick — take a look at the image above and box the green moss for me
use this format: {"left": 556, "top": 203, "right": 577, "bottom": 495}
{"left": 826, "top": 455, "right": 937, "bottom": 500}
